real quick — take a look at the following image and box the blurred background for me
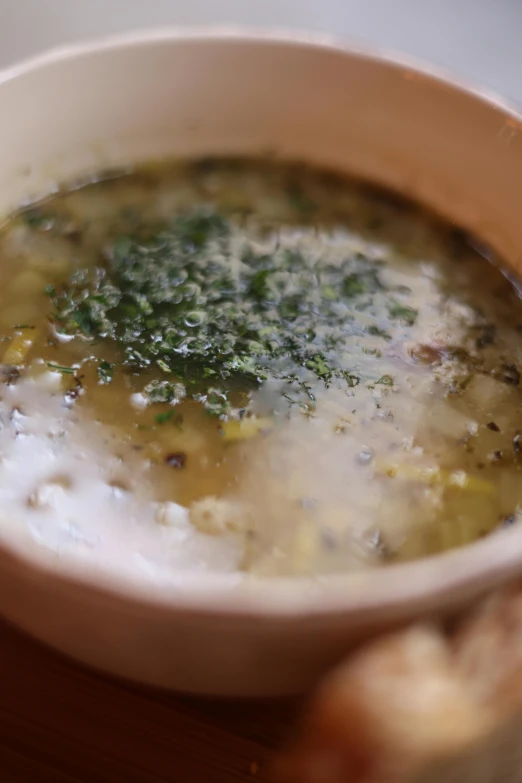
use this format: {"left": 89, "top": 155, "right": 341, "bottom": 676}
{"left": 1, "top": 0, "right": 522, "bottom": 102}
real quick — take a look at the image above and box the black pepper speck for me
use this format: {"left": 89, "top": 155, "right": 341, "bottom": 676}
{"left": 165, "top": 452, "right": 187, "bottom": 469}
{"left": 494, "top": 363, "right": 520, "bottom": 386}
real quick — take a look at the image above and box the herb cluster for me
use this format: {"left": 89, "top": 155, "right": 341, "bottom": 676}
{"left": 49, "top": 209, "right": 415, "bottom": 416}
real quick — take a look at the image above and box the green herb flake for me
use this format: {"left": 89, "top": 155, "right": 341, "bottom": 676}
{"left": 155, "top": 409, "right": 175, "bottom": 425}
{"left": 144, "top": 380, "right": 186, "bottom": 405}
{"left": 97, "top": 360, "right": 114, "bottom": 384}
{"left": 204, "top": 389, "right": 231, "bottom": 418}
{"left": 21, "top": 208, "right": 54, "bottom": 230}
{"left": 388, "top": 302, "right": 418, "bottom": 326}
{"left": 366, "top": 325, "right": 392, "bottom": 340}
{"left": 156, "top": 359, "right": 171, "bottom": 374}
{"left": 46, "top": 362, "right": 76, "bottom": 375}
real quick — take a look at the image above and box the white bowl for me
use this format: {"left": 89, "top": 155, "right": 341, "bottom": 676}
{"left": 2, "top": 29, "right": 522, "bottom": 696}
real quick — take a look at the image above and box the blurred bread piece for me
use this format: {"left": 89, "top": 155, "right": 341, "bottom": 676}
{"left": 453, "top": 581, "right": 522, "bottom": 718}
{"left": 278, "top": 582, "right": 522, "bottom": 783}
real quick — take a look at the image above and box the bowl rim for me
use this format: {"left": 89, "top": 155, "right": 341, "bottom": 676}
{"left": 2, "top": 25, "right": 522, "bottom": 621}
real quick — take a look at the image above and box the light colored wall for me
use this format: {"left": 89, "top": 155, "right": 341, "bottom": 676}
{"left": 0, "top": 1, "right": 521, "bottom": 101}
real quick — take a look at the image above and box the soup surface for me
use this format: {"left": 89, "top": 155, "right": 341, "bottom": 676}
{"left": 0, "top": 159, "right": 521, "bottom": 580}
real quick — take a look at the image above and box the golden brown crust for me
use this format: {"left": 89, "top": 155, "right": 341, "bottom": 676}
{"left": 278, "top": 583, "right": 522, "bottom": 783}
{"left": 453, "top": 581, "right": 522, "bottom": 717}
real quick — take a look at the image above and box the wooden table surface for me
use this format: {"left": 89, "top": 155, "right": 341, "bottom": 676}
{"left": 0, "top": 620, "right": 299, "bottom": 782}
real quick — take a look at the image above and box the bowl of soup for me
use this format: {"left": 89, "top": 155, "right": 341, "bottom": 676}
{"left": 1, "top": 29, "right": 522, "bottom": 696}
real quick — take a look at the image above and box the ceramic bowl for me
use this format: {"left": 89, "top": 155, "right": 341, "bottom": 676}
{"left": 1, "top": 29, "right": 522, "bottom": 696}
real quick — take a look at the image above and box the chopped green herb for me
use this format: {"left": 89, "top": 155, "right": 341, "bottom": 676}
{"left": 144, "top": 380, "right": 186, "bottom": 405}
{"left": 155, "top": 409, "right": 175, "bottom": 424}
{"left": 343, "top": 267, "right": 383, "bottom": 298}
{"left": 343, "top": 372, "right": 361, "bottom": 388}
{"left": 49, "top": 208, "right": 420, "bottom": 416}
{"left": 22, "top": 207, "right": 79, "bottom": 238}
{"left": 97, "top": 360, "right": 114, "bottom": 384}
{"left": 156, "top": 358, "right": 171, "bottom": 374}
{"left": 376, "top": 375, "right": 394, "bottom": 386}
{"left": 306, "top": 354, "right": 333, "bottom": 383}
{"left": 46, "top": 362, "right": 76, "bottom": 375}
{"left": 343, "top": 274, "right": 366, "bottom": 298}
{"left": 203, "top": 389, "right": 231, "bottom": 418}
{"left": 21, "top": 208, "right": 54, "bottom": 230}
{"left": 366, "top": 325, "right": 392, "bottom": 340}
{"left": 388, "top": 301, "right": 418, "bottom": 326}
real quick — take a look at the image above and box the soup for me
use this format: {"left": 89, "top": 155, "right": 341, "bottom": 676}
{"left": 0, "top": 159, "right": 521, "bottom": 579}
